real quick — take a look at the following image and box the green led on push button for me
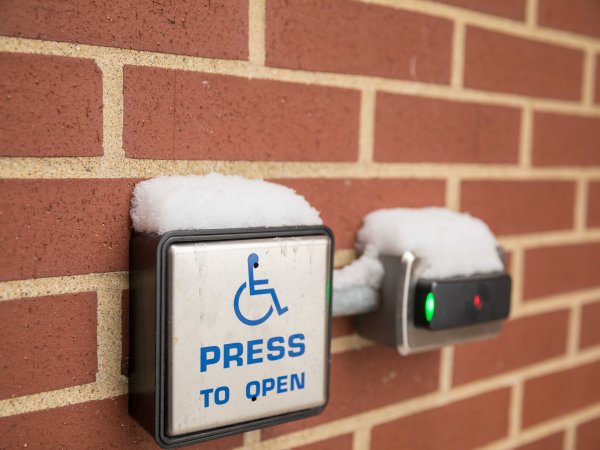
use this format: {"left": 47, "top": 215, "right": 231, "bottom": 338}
{"left": 424, "top": 292, "right": 435, "bottom": 322}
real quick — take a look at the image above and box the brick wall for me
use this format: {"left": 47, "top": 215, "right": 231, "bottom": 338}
{"left": 0, "top": 1, "right": 599, "bottom": 449}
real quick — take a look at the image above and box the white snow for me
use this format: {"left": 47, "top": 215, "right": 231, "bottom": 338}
{"left": 333, "top": 246, "right": 384, "bottom": 290}
{"left": 356, "top": 207, "right": 503, "bottom": 279}
{"left": 131, "top": 173, "right": 322, "bottom": 234}
{"left": 332, "top": 246, "right": 384, "bottom": 316}
{"left": 331, "top": 285, "right": 379, "bottom": 317}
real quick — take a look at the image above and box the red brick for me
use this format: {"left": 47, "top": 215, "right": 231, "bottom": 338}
{"left": 124, "top": 66, "right": 360, "bottom": 161}
{"left": 523, "top": 361, "right": 600, "bottom": 427}
{"left": 374, "top": 94, "right": 520, "bottom": 164}
{"left": 0, "top": 292, "right": 97, "bottom": 399}
{"left": 266, "top": 0, "right": 453, "bottom": 83}
{"left": 432, "top": 0, "right": 526, "bottom": 20}
{"left": 453, "top": 310, "right": 569, "bottom": 385}
{"left": 504, "top": 250, "right": 514, "bottom": 275}
{"left": 464, "top": 27, "right": 583, "bottom": 100}
{"left": 332, "top": 316, "right": 355, "bottom": 338}
{"left": 577, "top": 416, "right": 600, "bottom": 450}
{"left": 533, "top": 112, "right": 600, "bottom": 167}
{"left": 538, "top": 0, "right": 600, "bottom": 38}
{"left": 461, "top": 180, "right": 576, "bottom": 235}
{"left": 0, "top": 395, "right": 242, "bottom": 449}
{"left": 0, "top": 53, "right": 102, "bottom": 157}
{"left": 262, "top": 346, "right": 439, "bottom": 439}
{"left": 0, "top": 179, "right": 134, "bottom": 281}
{"left": 292, "top": 434, "right": 353, "bottom": 450}
{"left": 0, "top": 0, "right": 248, "bottom": 60}
{"left": 580, "top": 300, "right": 600, "bottom": 349}
{"left": 515, "top": 432, "right": 564, "bottom": 450}
{"left": 278, "top": 179, "right": 446, "bottom": 249}
{"left": 523, "top": 243, "right": 600, "bottom": 300}
{"left": 371, "top": 389, "right": 510, "bottom": 450}
{"left": 589, "top": 183, "right": 600, "bottom": 228}
{"left": 596, "top": 55, "right": 600, "bottom": 104}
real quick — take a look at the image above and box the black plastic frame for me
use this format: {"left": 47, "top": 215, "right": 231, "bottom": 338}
{"left": 129, "top": 226, "right": 334, "bottom": 448}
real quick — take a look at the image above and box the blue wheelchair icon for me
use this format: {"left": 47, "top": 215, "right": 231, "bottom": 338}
{"left": 234, "top": 253, "right": 288, "bottom": 326}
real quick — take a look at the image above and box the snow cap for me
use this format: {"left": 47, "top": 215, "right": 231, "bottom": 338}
{"left": 357, "top": 207, "right": 503, "bottom": 278}
{"left": 131, "top": 173, "right": 322, "bottom": 234}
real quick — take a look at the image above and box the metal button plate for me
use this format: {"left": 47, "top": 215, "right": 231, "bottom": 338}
{"left": 166, "top": 236, "right": 330, "bottom": 436}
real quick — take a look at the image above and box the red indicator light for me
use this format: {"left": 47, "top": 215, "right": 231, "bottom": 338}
{"left": 473, "top": 294, "right": 482, "bottom": 310}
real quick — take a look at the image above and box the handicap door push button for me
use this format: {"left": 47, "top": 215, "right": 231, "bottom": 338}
{"left": 234, "top": 253, "right": 289, "bottom": 326}
{"left": 128, "top": 226, "right": 334, "bottom": 448}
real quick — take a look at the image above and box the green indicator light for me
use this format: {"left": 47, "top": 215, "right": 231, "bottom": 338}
{"left": 425, "top": 292, "right": 435, "bottom": 322}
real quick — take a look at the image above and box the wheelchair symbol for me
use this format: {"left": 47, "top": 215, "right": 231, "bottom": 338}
{"left": 234, "top": 253, "right": 288, "bottom": 326}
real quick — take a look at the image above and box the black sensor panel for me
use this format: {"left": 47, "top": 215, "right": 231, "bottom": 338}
{"left": 414, "top": 273, "right": 511, "bottom": 330}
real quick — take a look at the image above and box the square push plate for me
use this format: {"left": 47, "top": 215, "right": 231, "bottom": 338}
{"left": 128, "top": 227, "right": 334, "bottom": 447}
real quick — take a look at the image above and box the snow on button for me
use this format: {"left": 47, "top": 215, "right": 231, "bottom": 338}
{"left": 131, "top": 173, "right": 322, "bottom": 234}
{"left": 356, "top": 207, "right": 504, "bottom": 279}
